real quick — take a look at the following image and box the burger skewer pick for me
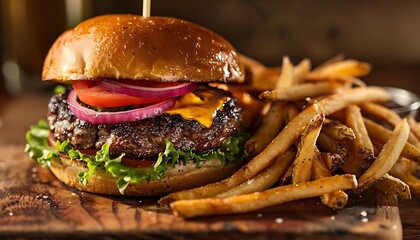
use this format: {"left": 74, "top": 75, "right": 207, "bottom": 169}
{"left": 25, "top": 13, "right": 247, "bottom": 196}
{"left": 142, "top": 0, "right": 151, "bottom": 18}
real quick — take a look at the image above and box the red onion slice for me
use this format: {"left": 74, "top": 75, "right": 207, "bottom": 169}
{"left": 100, "top": 80, "right": 196, "bottom": 98}
{"left": 67, "top": 90, "right": 176, "bottom": 124}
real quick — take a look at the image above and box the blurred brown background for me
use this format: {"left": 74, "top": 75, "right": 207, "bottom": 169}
{"left": 1, "top": 0, "right": 420, "bottom": 98}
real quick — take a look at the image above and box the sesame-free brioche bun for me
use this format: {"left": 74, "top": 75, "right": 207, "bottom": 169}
{"left": 50, "top": 154, "right": 240, "bottom": 196}
{"left": 42, "top": 14, "right": 244, "bottom": 83}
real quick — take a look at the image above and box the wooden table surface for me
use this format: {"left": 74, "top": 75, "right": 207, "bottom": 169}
{"left": 0, "top": 92, "right": 419, "bottom": 239}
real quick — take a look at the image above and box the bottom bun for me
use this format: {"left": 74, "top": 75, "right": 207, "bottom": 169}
{"left": 49, "top": 155, "right": 240, "bottom": 196}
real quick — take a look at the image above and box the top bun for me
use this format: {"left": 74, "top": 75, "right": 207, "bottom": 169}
{"left": 42, "top": 14, "right": 244, "bottom": 83}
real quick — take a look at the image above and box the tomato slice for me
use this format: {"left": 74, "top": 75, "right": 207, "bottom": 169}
{"left": 121, "top": 157, "right": 156, "bottom": 168}
{"left": 72, "top": 80, "right": 164, "bottom": 107}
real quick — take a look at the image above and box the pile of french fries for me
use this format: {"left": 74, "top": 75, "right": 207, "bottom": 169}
{"left": 159, "top": 55, "right": 420, "bottom": 218}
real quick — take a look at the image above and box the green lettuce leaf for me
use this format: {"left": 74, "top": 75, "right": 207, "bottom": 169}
{"left": 25, "top": 119, "right": 248, "bottom": 194}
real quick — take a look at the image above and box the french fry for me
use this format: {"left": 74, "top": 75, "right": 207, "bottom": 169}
{"left": 389, "top": 158, "right": 420, "bottom": 196}
{"left": 360, "top": 102, "right": 401, "bottom": 127}
{"left": 357, "top": 119, "right": 410, "bottom": 192}
{"left": 160, "top": 87, "right": 389, "bottom": 204}
{"left": 373, "top": 174, "right": 411, "bottom": 200}
{"left": 276, "top": 56, "right": 294, "bottom": 88}
{"left": 293, "top": 58, "right": 311, "bottom": 83}
{"left": 398, "top": 174, "right": 420, "bottom": 196}
{"left": 320, "top": 152, "right": 344, "bottom": 173}
{"left": 317, "top": 132, "right": 349, "bottom": 160}
{"left": 259, "top": 82, "right": 343, "bottom": 102}
{"left": 306, "top": 59, "right": 371, "bottom": 79}
{"left": 238, "top": 54, "right": 281, "bottom": 92}
{"left": 279, "top": 165, "right": 293, "bottom": 186}
{"left": 312, "top": 150, "right": 348, "bottom": 209}
{"left": 405, "top": 115, "right": 420, "bottom": 142}
{"left": 245, "top": 57, "right": 295, "bottom": 156}
{"left": 283, "top": 103, "right": 300, "bottom": 124}
{"left": 330, "top": 76, "right": 367, "bottom": 87}
{"left": 322, "top": 118, "right": 356, "bottom": 141}
{"left": 314, "top": 54, "right": 345, "bottom": 70}
{"left": 390, "top": 157, "right": 418, "bottom": 176}
{"left": 216, "top": 148, "right": 296, "bottom": 198}
{"left": 340, "top": 105, "right": 375, "bottom": 176}
{"left": 340, "top": 151, "right": 365, "bottom": 177}
{"left": 245, "top": 103, "right": 284, "bottom": 156}
{"left": 328, "top": 109, "right": 346, "bottom": 123}
{"left": 319, "top": 190, "right": 349, "bottom": 210}
{"left": 361, "top": 103, "right": 420, "bottom": 149}
{"left": 238, "top": 53, "right": 265, "bottom": 69}
{"left": 313, "top": 86, "right": 387, "bottom": 116}
{"left": 292, "top": 114, "right": 325, "bottom": 184}
{"left": 170, "top": 174, "right": 357, "bottom": 218}
{"left": 344, "top": 105, "right": 375, "bottom": 166}
{"left": 364, "top": 118, "right": 420, "bottom": 164}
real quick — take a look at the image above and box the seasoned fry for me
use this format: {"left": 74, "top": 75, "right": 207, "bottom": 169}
{"left": 322, "top": 118, "right": 356, "bottom": 141}
{"left": 312, "top": 150, "right": 348, "bottom": 209}
{"left": 390, "top": 157, "right": 418, "bottom": 176}
{"left": 170, "top": 174, "right": 357, "bottom": 218}
{"left": 357, "top": 119, "right": 410, "bottom": 192}
{"left": 276, "top": 56, "right": 294, "bottom": 88}
{"left": 320, "top": 152, "right": 344, "bottom": 173}
{"left": 340, "top": 151, "right": 365, "bottom": 177}
{"left": 283, "top": 103, "right": 300, "bottom": 124}
{"left": 314, "top": 85, "right": 387, "bottom": 115}
{"left": 238, "top": 53, "right": 266, "bottom": 69}
{"left": 311, "top": 152, "right": 330, "bottom": 180}
{"left": 238, "top": 54, "right": 281, "bottom": 92}
{"left": 373, "top": 174, "right": 411, "bottom": 200}
{"left": 398, "top": 174, "right": 420, "bottom": 196}
{"left": 360, "top": 102, "right": 401, "bottom": 127}
{"left": 293, "top": 58, "right": 311, "bottom": 83}
{"left": 344, "top": 105, "right": 375, "bottom": 163}
{"left": 216, "top": 148, "right": 296, "bottom": 198}
{"left": 292, "top": 114, "right": 325, "bottom": 184}
{"left": 260, "top": 82, "right": 343, "bottom": 102}
{"left": 306, "top": 59, "right": 371, "bottom": 79}
{"left": 361, "top": 103, "right": 420, "bottom": 149}
{"left": 245, "top": 102, "right": 285, "bottom": 156}
{"left": 314, "top": 54, "right": 345, "bottom": 70}
{"left": 245, "top": 57, "right": 295, "bottom": 156}
{"left": 328, "top": 109, "right": 346, "bottom": 122}
{"left": 388, "top": 157, "right": 420, "bottom": 196}
{"left": 405, "top": 115, "right": 420, "bottom": 142}
{"left": 317, "top": 132, "right": 349, "bottom": 160}
{"left": 319, "top": 190, "right": 349, "bottom": 209}
{"left": 364, "top": 118, "right": 420, "bottom": 164}
{"left": 160, "top": 87, "right": 389, "bottom": 204}
{"left": 279, "top": 165, "right": 293, "bottom": 186}
{"left": 340, "top": 105, "right": 375, "bottom": 177}
{"left": 330, "top": 76, "right": 367, "bottom": 87}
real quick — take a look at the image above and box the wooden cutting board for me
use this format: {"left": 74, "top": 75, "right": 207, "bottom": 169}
{"left": 0, "top": 144, "right": 402, "bottom": 239}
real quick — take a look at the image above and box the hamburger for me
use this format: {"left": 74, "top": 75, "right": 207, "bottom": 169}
{"left": 25, "top": 14, "right": 248, "bottom": 196}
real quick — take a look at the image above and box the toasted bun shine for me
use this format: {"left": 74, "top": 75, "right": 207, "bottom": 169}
{"left": 42, "top": 14, "right": 244, "bottom": 83}
{"left": 50, "top": 154, "right": 240, "bottom": 196}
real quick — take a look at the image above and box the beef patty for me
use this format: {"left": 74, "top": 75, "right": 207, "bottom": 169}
{"left": 47, "top": 87, "right": 242, "bottom": 159}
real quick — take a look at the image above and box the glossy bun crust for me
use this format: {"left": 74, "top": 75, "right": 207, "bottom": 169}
{"left": 42, "top": 14, "right": 244, "bottom": 83}
{"left": 50, "top": 154, "right": 240, "bottom": 196}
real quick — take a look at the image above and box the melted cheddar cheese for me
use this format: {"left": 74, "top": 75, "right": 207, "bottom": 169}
{"left": 164, "top": 88, "right": 228, "bottom": 128}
